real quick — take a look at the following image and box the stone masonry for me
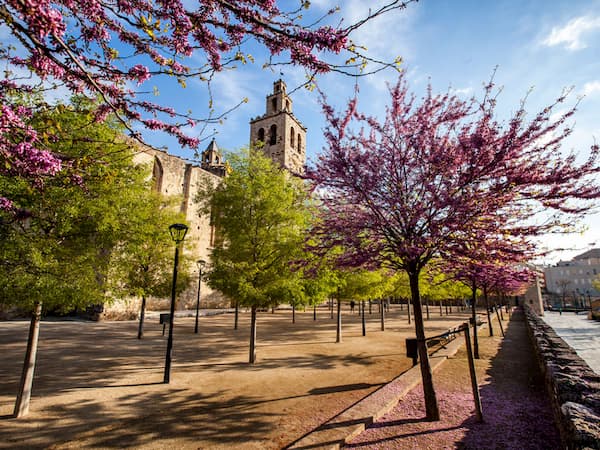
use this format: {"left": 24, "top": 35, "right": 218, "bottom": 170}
{"left": 524, "top": 306, "right": 600, "bottom": 449}
{"left": 249, "top": 80, "right": 307, "bottom": 174}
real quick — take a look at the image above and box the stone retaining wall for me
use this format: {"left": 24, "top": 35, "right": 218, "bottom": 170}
{"left": 524, "top": 306, "right": 600, "bottom": 449}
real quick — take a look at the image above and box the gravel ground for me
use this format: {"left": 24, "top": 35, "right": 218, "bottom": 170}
{"left": 0, "top": 305, "right": 471, "bottom": 449}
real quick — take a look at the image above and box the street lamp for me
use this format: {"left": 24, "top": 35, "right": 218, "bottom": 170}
{"left": 164, "top": 223, "right": 188, "bottom": 384}
{"left": 194, "top": 259, "right": 206, "bottom": 334}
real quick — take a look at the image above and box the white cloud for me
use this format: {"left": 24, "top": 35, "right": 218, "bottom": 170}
{"left": 581, "top": 80, "right": 600, "bottom": 96}
{"left": 449, "top": 86, "right": 473, "bottom": 96}
{"left": 543, "top": 15, "right": 600, "bottom": 50}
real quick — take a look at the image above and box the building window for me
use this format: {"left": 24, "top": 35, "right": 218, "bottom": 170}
{"left": 290, "top": 127, "right": 295, "bottom": 147}
{"left": 286, "top": 100, "right": 290, "bottom": 110}
{"left": 152, "top": 157, "right": 164, "bottom": 192}
{"left": 271, "top": 98, "right": 277, "bottom": 112}
{"left": 297, "top": 134, "right": 302, "bottom": 153}
{"left": 258, "top": 128, "right": 265, "bottom": 142}
{"left": 269, "top": 124, "right": 277, "bottom": 145}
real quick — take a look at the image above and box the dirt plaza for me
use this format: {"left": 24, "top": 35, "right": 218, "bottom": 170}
{"left": 0, "top": 305, "right": 475, "bottom": 449}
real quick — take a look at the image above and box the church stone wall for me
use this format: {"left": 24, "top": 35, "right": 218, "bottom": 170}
{"left": 103, "top": 147, "right": 230, "bottom": 318}
{"left": 105, "top": 79, "right": 307, "bottom": 318}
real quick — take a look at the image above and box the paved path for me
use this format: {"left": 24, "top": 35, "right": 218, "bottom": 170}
{"left": 540, "top": 311, "right": 600, "bottom": 374}
{"left": 343, "top": 308, "right": 560, "bottom": 449}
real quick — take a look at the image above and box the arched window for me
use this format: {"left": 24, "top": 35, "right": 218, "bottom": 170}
{"left": 290, "top": 127, "right": 295, "bottom": 147}
{"left": 271, "top": 97, "right": 277, "bottom": 112}
{"left": 285, "top": 100, "right": 290, "bottom": 111}
{"left": 257, "top": 128, "right": 265, "bottom": 142}
{"left": 297, "top": 134, "right": 302, "bottom": 153}
{"left": 269, "top": 124, "right": 277, "bottom": 145}
{"left": 152, "top": 157, "right": 164, "bottom": 192}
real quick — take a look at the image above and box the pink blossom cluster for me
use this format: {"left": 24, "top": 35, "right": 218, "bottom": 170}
{"left": 0, "top": 104, "right": 62, "bottom": 180}
{"left": 0, "top": 197, "right": 14, "bottom": 211}
{"left": 128, "top": 64, "right": 151, "bottom": 86}
{"left": 9, "top": 0, "right": 66, "bottom": 39}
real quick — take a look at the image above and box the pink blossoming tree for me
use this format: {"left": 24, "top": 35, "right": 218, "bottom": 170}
{"left": 308, "top": 73, "right": 600, "bottom": 420}
{"left": 0, "top": 0, "right": 413, "bottom": 209}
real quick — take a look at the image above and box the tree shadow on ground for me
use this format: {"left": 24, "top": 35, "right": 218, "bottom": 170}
{"left": 1, "top": 388, "right": 278, "bottom": 449}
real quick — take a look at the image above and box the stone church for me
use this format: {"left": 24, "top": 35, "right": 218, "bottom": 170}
{"left": 123, "top": 80, "right": 307, "bottom": 312}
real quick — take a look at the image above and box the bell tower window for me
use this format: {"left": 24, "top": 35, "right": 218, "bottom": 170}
{"left": 290, "top": 127, "right": 295, "bottom": 147}
{"left": 297, "top": 134, "right": 302, "bottom": 153}
{"left": 269, "top": 124, "right": 277, "bottom": 145}
{"left": 257, "top": 128, "right": 265, "bottom": 142}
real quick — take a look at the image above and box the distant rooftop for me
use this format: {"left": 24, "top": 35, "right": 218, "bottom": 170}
{"left": 573, "top": 248, "right": 600, "bottom": 260}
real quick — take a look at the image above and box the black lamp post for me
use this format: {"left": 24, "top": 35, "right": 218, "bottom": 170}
{"left": 164, "top": 223, "right": 188, "bottom": 384}
{"left": 194, "top": 259, "right": 206, "bottom": 334}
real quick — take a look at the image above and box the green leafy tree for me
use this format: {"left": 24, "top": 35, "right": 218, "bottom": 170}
{"left": 108, "top": 192, "right": 189, "bottom": 338}
{"left": 302, "top": 266, "right": 339, "bottom": 321}
{"left": 197, "top": 149, "right": 311, "bottom": 363}
{"left": 0, "top": 97, "right": 173, "bottom": 416}
{"left": 591, "top": 275, "right": 600, "bottom": 293}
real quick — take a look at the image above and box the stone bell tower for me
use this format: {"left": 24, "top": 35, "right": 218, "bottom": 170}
{"left": 249, "top": 80, "right": 306, "bottom": 174}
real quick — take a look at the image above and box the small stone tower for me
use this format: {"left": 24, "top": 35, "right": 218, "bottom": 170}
{"left": 200, "top": 138, "right": 227, "bottom": 177}
{"left": 249, "top": 80, "right": 306, "bottom": 174}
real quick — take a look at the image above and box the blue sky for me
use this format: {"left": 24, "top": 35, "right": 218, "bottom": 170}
{"left": 158, "top": 0, "right": 599, "bottom": 264}
{"left": 3, "top": 1, "right": 599, "bottom": 263}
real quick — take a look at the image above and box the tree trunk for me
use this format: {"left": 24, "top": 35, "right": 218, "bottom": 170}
{"left": 408, "top": 271, "right": 440, "bottom": 421}
{"left": 484, "top": 286, "right": 493, "bottom": 337}
{"left": 361, "top": 301, "right": 366, "bottom": 336}
{"left": 463, "top": 322, "right": 483, "bottom": 422}
{"left": 407, "top": 296, "right": 411, "bottom": 324}
{"left": 336, "top": 294, "right": 342, "bottom": 343}
{"left": 234, "top": 301, "right": 239, "bottom": 330}
{"left": 137, "top": 295, "right": 146, "bottom": 339}
{"left": 495, "top": 306, "right": 505, "bottom": 337}
{"left": 313, "top": 305, "right": 317, "bottom": 321}
{"left": 471, "top": 281, "right": 479, "bottom": 359}
{"left": 380, "top": 298, "right": 385, "bottom": 331}
{"left": 14, "top": 301, "right": 42, "bottom": 418}
{"left": 292, "top": 304, "right": 296, "bottom": 323}
{"left": 330, "top": 297, "right": 334, "bottom": 319}
{"left": 249, "top": 305, "right": 257, "bottom": 363}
